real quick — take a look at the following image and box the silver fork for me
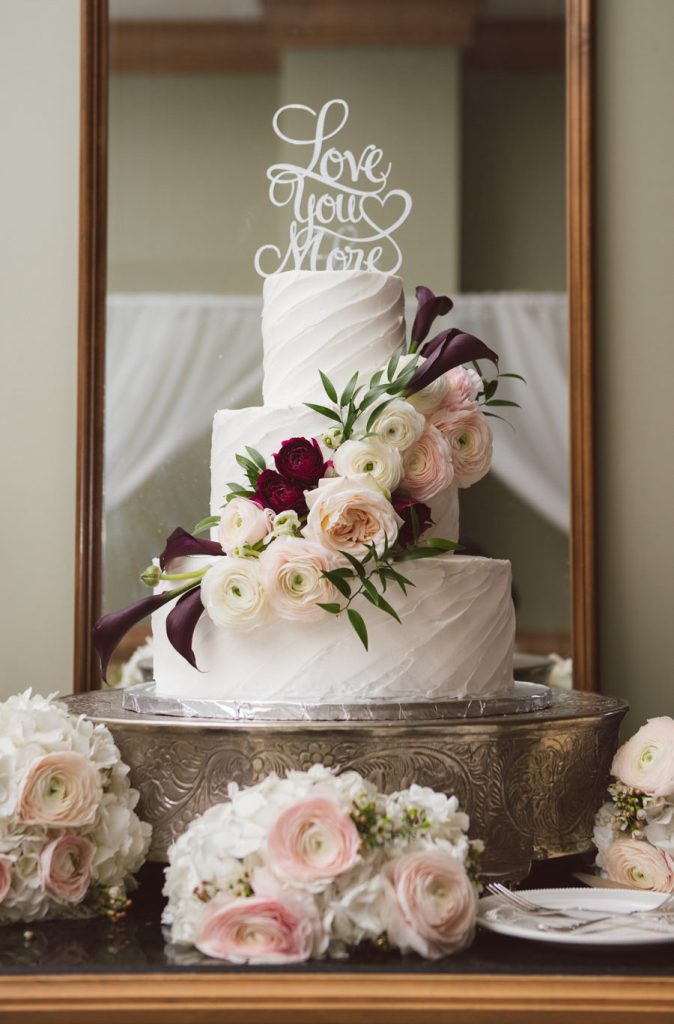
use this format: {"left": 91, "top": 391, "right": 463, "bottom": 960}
{"left": 486, "top": 882, "right": 674, "bottom": 928}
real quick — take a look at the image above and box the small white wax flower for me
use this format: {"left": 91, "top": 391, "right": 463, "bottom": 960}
{"left": 201, "top": 557, "right": 266, "bottom": 630}
{"left": 259, "top": 537, "right": 338, "bottom": 621}
{"left": 371, "top": 400, "right": 426, "bottom": 452}
{"left": 218, "top": 497, "right": 273, "bottom": 556}
{"left": 333, "top": 438, "right": 402, "bottom": 493}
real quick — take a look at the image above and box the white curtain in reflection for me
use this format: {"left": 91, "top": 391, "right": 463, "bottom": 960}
{"left": 105, "top": 292, "right": 568, "bottom": 531}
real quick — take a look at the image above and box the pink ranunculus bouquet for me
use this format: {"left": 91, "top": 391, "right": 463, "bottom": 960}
{"left": 593, "top": 716, "right": 674, "bottom": 892}
{"left": 0, "top": 690, "right": 152, "bottom": 923}
{"left": 163, "top": 765, "right": 482, "bottom": 963}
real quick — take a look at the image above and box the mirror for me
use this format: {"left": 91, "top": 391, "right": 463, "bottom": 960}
{"left": 79, "top": 0, "right": 593, "bottom": 689}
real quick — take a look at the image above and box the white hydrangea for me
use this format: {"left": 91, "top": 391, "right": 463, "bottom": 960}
{"left": 0, "top": 691, "right": 151, "bottom": 923}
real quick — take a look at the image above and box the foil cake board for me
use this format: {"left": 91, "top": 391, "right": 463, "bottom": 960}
{"left": 64, "top": 689, "right": 627, "bottom": 883}
{"left": 120, "top": 680, "right": 553, "bottom": 722}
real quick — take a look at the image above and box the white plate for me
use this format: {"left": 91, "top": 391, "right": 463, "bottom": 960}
{"left": 478, "top": 887, "right": 674, "bottom": 946}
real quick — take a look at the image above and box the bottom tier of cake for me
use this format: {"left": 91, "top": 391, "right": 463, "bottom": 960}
{"left": 152, "top": 554, "right": 515, "bottom": 704}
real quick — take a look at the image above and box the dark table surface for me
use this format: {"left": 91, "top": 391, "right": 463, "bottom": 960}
{"left": 0, "top": 857, "right": 672, "bottom": 977}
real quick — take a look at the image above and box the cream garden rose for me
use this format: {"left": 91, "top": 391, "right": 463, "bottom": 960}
{"left": 611, "top": 717, "right": 674, "bottom": 798}
{"left": 431, "top": 408, "right": 493, "bottom": 488}
{"left": 401, "top": 425, "right": 454, "bottom": 502}
{"left": 18, "top": 751, "right": 102, "bottom": 828}
{"left": 39, "top": 835, "right": 94, "bottom": 903}
{"left": 371, "top": 400, "right": 426, "bottom": 452}
{"left": 259, "top": 537, "right": 338, "bottom": 621}
{"left": 266, "top": 797, "right": 361, "bottom": 886}
{"left": 382, "top": 849, "right": 477, "bottom": 958}
{"left": 201, "top": 557, "right": 266, "bottom": 630}
{"left": 304, "top": 474, "right": 403, "bottom": 558}
{"left": 217, "top": 497, "right": 273, "bottom": 555}
{"left": 601, "top": 837, "right": 674, "bottom": 892}
{"left": 333, "top": 437, "right": 402, "bottom": 492}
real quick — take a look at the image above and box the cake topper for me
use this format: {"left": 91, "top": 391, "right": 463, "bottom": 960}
{"left": 254, "top": 98, "right": 412, "bottom": 277}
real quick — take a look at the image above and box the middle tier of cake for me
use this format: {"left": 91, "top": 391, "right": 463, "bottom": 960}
{"left": 152, "top": 554, "right": 515, "bottom": 703}
{"left": 211, "top": 405, "right": 460, "bottom": 541}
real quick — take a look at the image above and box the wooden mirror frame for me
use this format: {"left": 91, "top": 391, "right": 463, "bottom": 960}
{"left": 74, "top": 0, "right": 596, "bottom": 694}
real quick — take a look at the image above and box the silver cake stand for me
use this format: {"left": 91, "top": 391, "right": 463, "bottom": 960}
{"left": 63, "top": 686, "right": 627, "bottom": 882}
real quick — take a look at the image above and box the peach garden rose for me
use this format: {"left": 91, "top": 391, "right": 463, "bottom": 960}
{"left": 304, "top": 474, "right": 403, "bottom": 558}
{"left": 266, "top": 797, "right": 361, "bottom": 885}
{"left": 18, "top": 751, "right": 102, "bottom": 828}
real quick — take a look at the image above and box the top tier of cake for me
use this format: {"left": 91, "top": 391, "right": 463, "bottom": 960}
{"left": 262, "top": 271, "right": 406, "bottom": 407}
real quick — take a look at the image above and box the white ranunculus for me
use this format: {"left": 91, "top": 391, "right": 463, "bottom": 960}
{"left": 259, "top": 537, "right": 338, "bottom": 621}
{"left": 218, "top": 497, "right": 274, "bottom": 556}
{"left": 304, "top": 474, "right": 403, "bottom": 558}
{"left": 271, "top": 510, "right": 301, "bottom": 538}
{"left": 611, "top": 717, "right": 674, "bottom": 799}
{"left": 371, "top": 400, "right": 426, "bottom": 452}
{"left": 393, "top": 354, "right": 448, "bottom": 414}
{"left": 201, "top": 557, "right": 266, "bottom": 630}
{"left": 333, "top": 438, "right": 402, "bottom": 492}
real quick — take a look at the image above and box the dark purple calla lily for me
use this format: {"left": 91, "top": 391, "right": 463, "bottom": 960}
{"left": 408, "top": 330, "right": 498, "bottom": 395}
{"left": 165, "top": 586, "right": 205, "bottom": 671}
{"left": 159, "top": 527, "right": 223, "bottom": 571}
{"left": 411, "top": 286, "right": 454, "bottom": 345}
{"left": 93, "top": 589, "right": 194, "bottom": 683}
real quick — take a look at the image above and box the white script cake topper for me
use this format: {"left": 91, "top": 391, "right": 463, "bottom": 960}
{"left": 254, "top": 99, "right": 412, "bottom": 277}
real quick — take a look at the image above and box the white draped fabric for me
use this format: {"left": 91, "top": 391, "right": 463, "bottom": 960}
{"left": 105, "top": 292, "right": 568, "bottom": 532}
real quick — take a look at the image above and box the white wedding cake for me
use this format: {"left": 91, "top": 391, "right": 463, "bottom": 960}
{"left": 151, "top": 270, "right": 516, "bottom": 705}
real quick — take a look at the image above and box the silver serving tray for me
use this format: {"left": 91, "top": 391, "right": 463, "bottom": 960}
{"left": 121, "top": 680, "right": 553, "bottom": 722}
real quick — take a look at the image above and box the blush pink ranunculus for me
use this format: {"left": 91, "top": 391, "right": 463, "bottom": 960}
{"left": 266, "top": 797, "right": 361, "bottom": 884}
{"left": 382, "top": 849, "right": 477, "bottom": 958}
{"left": 611, "top": 717, "right": 674, "bottom": 799}
{"left": 0, "top": 856, "right": 11, "bottom": 903}
{"left": 401, "top": 425, "right": 454, "bottom": 503}
{"left": 18, "top": 752, "right": 102, "bottom": 828}
{"left": 258, "top": 537, "right": 338, "bottom": 621}
{"left": 217, "top": 497, "right": 274, "bottom": 556}
{"left": 443, "top": 366, "right": 482, "bottom": 411}
{"left": 39, "top": 834, "right": 95, "bottom": 903}
{"left": 195, "top": 892, "right": 319, "bottom": 964}
{"left": 430, "top": 408, "right": 493, "bottom": 489}
{"left": 602, "top": 837, "right": 674, "bottom": 893}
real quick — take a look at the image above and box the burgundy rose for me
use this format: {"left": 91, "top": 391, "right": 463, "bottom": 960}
{"left": 274, "top": 437, "right": 326, "bottom": 487}
{"left": 254, "top": 469, "right": 308, "bottom": 515}
{"left": 392, "top": 495, "right": 433, "bottom": 549}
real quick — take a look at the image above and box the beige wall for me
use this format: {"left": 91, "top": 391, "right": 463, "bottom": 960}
{"left": 0, "top": 0, "right": 80, "bottom": 700}
{"left": 596, "top": 0, "right": 674, "bottom": 730}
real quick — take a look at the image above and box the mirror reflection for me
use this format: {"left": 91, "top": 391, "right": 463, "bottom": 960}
{"left": 103, "top": 0, "right": 568, "bottom": 684}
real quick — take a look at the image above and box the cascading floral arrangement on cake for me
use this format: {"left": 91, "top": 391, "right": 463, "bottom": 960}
{"left": 95, "top": 99, "right": 522, "bottom": 706}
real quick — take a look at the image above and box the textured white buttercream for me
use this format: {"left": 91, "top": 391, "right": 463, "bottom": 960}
{"left": 262, "top": 271, "right": 406, "bottom": 407}
{"left": 153, "top": 555, "right": 514, "bottom": 703}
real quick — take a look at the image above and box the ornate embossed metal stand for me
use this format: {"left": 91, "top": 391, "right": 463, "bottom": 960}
{"left": 64, "top": 690, "right": 627, "bottom": 882}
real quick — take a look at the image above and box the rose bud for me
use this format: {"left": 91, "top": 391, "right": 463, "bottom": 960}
{"left": 274, "top": 437, "right": 326, "bottom": 487}
{"left": 254, "top": 469, "right": 308, "bottom": 515}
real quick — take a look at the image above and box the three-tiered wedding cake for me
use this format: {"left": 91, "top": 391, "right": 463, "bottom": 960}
{"left": 151, "top": 270, "right": 515, "bottom": 704}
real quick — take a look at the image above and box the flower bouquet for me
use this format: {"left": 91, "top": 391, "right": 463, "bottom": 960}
{"left": 94, "top": 285, "right": 522, "bottom": 678}
{"left": 594, "top": 716, "right": 674, "bottom": 892}
{"left": 0, "top": 691, "right": 151, "bottom": 922}
{"left": 163, "top": 765, "right": 482, "bottom": 963}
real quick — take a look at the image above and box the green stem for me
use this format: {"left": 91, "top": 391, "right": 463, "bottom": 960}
{"left": 159, "top": 568, "right": 209, "bottom": 582}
